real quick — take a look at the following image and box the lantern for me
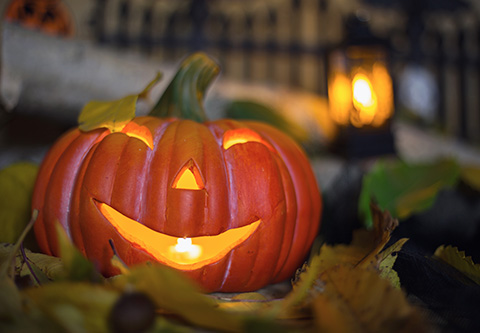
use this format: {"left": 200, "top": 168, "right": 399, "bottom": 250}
{"left": 327, "top": 13, "right": 396, "bottom": 158}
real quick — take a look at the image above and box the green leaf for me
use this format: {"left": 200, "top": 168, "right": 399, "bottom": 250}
{"left": 149, "top": 52, "right": 220, "bottom": 122}
{"left": 23, "top": 282, "right": 119, "bottom": 333}
{"left": 0, "top": 276, "right": 23, "bottom": 317}
{"left": 78, "top": 72, "right": 162, "bottom": 132}
{"left": 111, "top": 264, "right": 242, "bottom": 332}
{"left": 0, "top": 277, "right": 62, "bottom": 332}
{"left": 434, "top": 245, "right": 480, "bottom": 285}
{"left": 359, "top": 158, "right": 460, "bottom": 227}
{"left": 0, "top": 162, "right": 39, "bottom": 249}
{"left": 55, "top": 223, "right": 103, "bottom": 282}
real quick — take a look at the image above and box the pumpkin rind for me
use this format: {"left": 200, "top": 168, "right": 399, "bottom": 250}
{"left": 32, "top": 116, "right": 321, "bottom": 292}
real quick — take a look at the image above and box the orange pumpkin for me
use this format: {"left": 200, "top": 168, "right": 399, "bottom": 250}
{"left": 32, "top": 54, "right": 322, "bottom": 292}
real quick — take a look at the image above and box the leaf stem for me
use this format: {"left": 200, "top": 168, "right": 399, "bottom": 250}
{"left": 20, "top": 243, "right": 41, "bottom": 285}
{"left": 1, "top": 209, "right": 38, "bottom": 279}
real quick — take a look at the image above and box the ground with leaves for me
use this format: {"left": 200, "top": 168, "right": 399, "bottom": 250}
{"left": 2, "top": 156, "right": 480, "bottom": 332}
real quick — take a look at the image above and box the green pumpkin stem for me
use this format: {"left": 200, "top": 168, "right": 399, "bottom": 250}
{"left": 149, "top": 52, "right": 220, "bottom": 122}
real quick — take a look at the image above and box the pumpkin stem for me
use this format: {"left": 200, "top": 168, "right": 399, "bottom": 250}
{"left": 149, "top": 52, "right": 220, "bottom": 122}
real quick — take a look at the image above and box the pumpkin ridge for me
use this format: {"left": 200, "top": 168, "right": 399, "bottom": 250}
{"left": 112, "top": 131, "right": 152, "bottom": 222}
{"left": 78, "top": 133, "right": 130, "bottom": 261}
{"left": 70, "top": 138, "right": 107, "bottom": 251}
{"left": 33, "top": 128, "right": 80, "bottom": 254}
{"left": 139, "top": 117, "right": 175, "bottom": 230}
{"left": 46, "top": 130, "right": 107, "bottom": 243}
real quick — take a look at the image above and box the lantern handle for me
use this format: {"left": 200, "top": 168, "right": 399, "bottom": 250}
{"left": 149, "top": 52, "right": 220, "bottom": 122}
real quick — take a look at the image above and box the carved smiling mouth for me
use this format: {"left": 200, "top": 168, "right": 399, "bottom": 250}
{"left": 97, "top": 202, "right": 261, "bottom": 271}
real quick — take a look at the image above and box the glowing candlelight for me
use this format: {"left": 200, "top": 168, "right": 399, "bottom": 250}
{"left": 173, "top": 237, "right": 202, "bottom": 260}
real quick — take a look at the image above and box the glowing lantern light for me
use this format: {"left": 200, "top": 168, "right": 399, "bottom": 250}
{"left": 327, "top": 12, "right": 396, "bottom": 158}
{"left": 328, "top": 52, "right": 393, "bottom": 129}
{"left": 353, "top": 74, "right": 376, "bottom": 110}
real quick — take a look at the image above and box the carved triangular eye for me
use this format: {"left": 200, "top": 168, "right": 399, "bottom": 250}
{"left": 172, "top": 159, "right": 205, "bottom": 190}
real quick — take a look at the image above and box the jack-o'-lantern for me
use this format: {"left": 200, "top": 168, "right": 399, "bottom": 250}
{"left": 32, "top": 53, "right": 322, "bottom": 292}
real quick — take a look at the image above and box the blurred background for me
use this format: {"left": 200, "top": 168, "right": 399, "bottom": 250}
{"left": 1, "top": 0, "right": 479, "bottom": 157}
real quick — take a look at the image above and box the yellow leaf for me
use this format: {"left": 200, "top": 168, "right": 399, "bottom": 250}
{"left": 111, "top": 264, "right": 242, "bottom": 332}
{"left": 23, "top": 282, "right": 119, "bottom": 333}
{"left": 274, "top": 204, "right": 401, "bottom": 320}
{"left": 78, "top": 72, "right": 161, "bottom": 132}
{"left": 379, "top": 238, "right": 409, "bottom": 288}
{"left": 313, "top": 265, "right": 430, "bottom": 333}
{"left": 434, "top": 245, "right": 480, "bottom": 285}
{"left": 317, "top": 204, "right": 399, "bottom": 272}
{"left": 78, "top": 95, "right": 138, "bottom": 132}
{"left": 0, "top": 243, "right": 64, "bottom": 284}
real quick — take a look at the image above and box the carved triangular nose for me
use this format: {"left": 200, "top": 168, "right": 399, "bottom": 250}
{"left": 172, "top": 159, "right": 205, "bottom": 190}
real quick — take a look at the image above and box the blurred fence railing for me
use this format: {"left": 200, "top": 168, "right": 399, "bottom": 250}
{"left": 88, "top": 0, "right": 480, "bottom": 144}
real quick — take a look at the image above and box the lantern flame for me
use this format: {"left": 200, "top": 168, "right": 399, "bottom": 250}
{"left": 352, "top": 73, "right": 377, "bottom": 126}
{"left": 353, "top": 76, "right": 376, "bottom": 108}
{"left": 329, "top": 63, "right": 393, "bottom": 128}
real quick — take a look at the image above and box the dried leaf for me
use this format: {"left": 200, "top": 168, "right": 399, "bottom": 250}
{"left": 311, "top": 204, "right": 398, "bottom": 275}
{"left": 271, "top": 241, "right": 324, "bottom": 318}
{"left": 0, "top": 210, "right": 37, "bottom": 280}
{"left": 0, "top": 243, "right": 63, "bottom": 285}
{"left": 23, "top": 251, "right": 64, "bottom": 281}
{"left": 78, "top": 72, "right": 161, "bottom": 132}
{"left": 275, "top": 204, "right": 402, "bottom": 320}
{"left": 313, "top": 265, "right": 430, "bottom": 333}
{"left": 434, "top": 245, "right": 480, "bottom": 285}
{"left": 0, "top": 162, "right": 39, "bottom": 249}
{"left": 111, "top": 264, "right": 242, "bottom": 332}
{"left": 359, "top": 158, "right": 460, "bottom": 227}
{"left": 215, "top": 292, "right": 276, "bottom": 313}
{"left": 378, "top": 238, "right": 409, "bottom": 288}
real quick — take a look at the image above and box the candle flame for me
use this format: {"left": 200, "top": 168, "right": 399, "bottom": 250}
{"left": 173, "top": 237, "right": 202, "bottom": 260}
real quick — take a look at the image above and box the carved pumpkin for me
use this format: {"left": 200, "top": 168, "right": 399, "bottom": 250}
{"left": 32, "top": 54, "right": 322, "bottom": 292}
